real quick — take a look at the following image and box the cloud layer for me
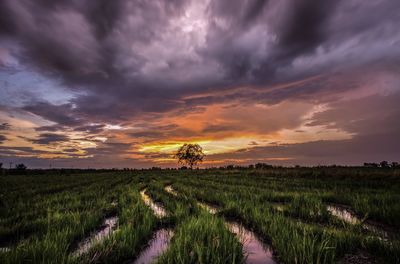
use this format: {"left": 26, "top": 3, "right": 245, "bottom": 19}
{"left": 0, "top": 0, "right": 400, "bottom": 167}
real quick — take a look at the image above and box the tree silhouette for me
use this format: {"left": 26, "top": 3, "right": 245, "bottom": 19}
{"left": 174, "top": 143, "right": 205, "bottom": 169}
{"left": 380, "top": 161, "right": 389, "bottom": 168}
{"left": 15, "top": 163, "right": 27, "bottom": 171}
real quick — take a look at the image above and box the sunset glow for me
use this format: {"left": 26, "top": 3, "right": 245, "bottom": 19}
{"left": 1, "top": 0, "right": 399, "bottom": 168}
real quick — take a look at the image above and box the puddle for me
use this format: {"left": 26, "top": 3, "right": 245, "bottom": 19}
{"left": 227, "top": 222, "right": 277, "bottom": 264}
{"left": 74, "top": 216, "right": 118, "bottom": 256}
{"left": 338, "top": 250, "right": 377, "bottom": 264}
{"left": 327, "top": 205, "right": 391, "bottom": 240}
{"left": 132, "top": 228, "right": 174, "bottom": 264}
{"left": 164, "top": 185, "right": 178, "bottom": 196}
{"left": 327, "top": 205, "right": 360, "bottom": 225}
{"left": 0, "top": 247, "right": 11, "bottom": 253}
{"left": 163, "top": 187, "right": 220, "bottom": 216}
{"left": 140, "top": 189, "right": 167, "bottom": 218}
{"left": 271, "top": 204, "right": 285, "bottom": 212}
{"left": 197, "top": 202, "right": 219, "bottom": 215}
{"left": 363, "top": 223, "right": 390, "bottom": 241}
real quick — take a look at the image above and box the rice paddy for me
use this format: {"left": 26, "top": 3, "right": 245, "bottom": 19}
{"left": 1, "top": 167, "right": 399, "bottom": 263}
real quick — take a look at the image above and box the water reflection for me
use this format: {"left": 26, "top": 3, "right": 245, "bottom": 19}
{"left": 327, "top": 205, "right": 360, "bottom": 225}
{"left": 327, "top": 205, "right": 390, "bottom": 240}
{"left": 164, "top": 185, "right": 178, "bottom": 196}
{"left": 197, "top": 202, "right": 219, "bottom": 214}
{"left": 140, "top": 189, "right": 167, "bottom": 218}
{"left": 74, "top": 216, "right": 118, "bottom": 256}
{"left": 132, "top": 228, "right": 174, "bottom": 264}
{"left": 227, "top": 222, "right": 277, "bottom": 264}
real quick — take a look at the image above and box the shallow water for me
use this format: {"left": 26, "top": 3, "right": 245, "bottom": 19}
{"left": 327, "top": 205, "right": 360, "bottom": 225}
{"left": 0, "top": 247, "right": 10, "bottom": 253}
{"left": 363, "top": 223, "right": 390, "bottom": 241}
{"left": 327, "top": 205, "right": 390, "bottom": 240}
{"left": 74, "top": 216, "right": 118, "bottom": 256}
{"left": 132, "top": 228, "right": 174, "bottom": 264}
{"left": 197, "top": 202, "right": 219, "bottom": 214}
{"left": 140, "top": 189, "right": 167, "bottom": 218}
{"left": 227, "top": 222, "right": 277, "bottom": 264}
{"left": 164, "top": 185, "right": 178, "bottom": 196}
{"left": 197, "top": 201, "right": 277, "bottom": 263}
{"left": 272, "top": 204, "right": 285, "bottom": 212}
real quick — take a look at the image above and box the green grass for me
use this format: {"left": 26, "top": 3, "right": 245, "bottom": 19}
{"left": 157, "top": 212, "right": 243, "bottom": 264}
{"left": 1, "top": 167, "right": 399, "bottom": 263}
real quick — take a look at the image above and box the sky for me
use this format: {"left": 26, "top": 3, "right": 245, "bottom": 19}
{"left": 0, "top": 0, "right": 399, "bottom": 168}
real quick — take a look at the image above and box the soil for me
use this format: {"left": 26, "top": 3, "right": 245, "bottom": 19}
{"left": 337, "top": 250, "right": 377, "bottom": 264}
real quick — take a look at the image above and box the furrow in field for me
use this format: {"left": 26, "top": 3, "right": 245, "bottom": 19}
{"left": 140, "top": 189, "right": 167, "bottom": 218}
{"left": 327, "top": 204, "right": 395, "bottom": 241}
{"left": 164, "top": 184, "right": 278, "bottom": 264}
{"left": 131, "top": 228, "right": 174, "bottom": 264}
{"left": 164, "top": 185, "right": 178, "bottom": 196}
{"left": 73, "top": 216, "right": 119, "bottom": 256}
{"left": 227, "top": 222, "right": 277, "bottom": 264}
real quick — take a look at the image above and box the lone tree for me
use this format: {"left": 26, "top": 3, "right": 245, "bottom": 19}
{"left": 15, "top": 163, "right": 27, "bottom": 171}
{"left": 174, "top": 143, "right": 205, "bottom": 169}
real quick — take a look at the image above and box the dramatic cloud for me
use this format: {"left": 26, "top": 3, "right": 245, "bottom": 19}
{"left": 0, "top": 122, "right": 10, "bottom": 130}
{"left": 0, "top": 0, "right": 399, "bottom": 167}
{"left": 30, "top": 133, "right": 70, "bottom": 145}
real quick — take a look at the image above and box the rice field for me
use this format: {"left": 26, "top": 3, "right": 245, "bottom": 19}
{"left": 0, "top": 167, "right": 399, "bottom": 263}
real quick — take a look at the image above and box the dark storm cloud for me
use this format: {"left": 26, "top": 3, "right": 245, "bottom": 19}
{"left": 73, "top": 124, "right": 105, "bottom": 134}
{"left": 203, "top": 0, "right": 339, "bottom": 81}
{"left": 35, "top": 124, "right": 66, "bottom": 132}
{"left": 275, "top": 0, "right": 338, "bottom": 59}
{"left": 30, "top": 133, "right": 70, "bottom": 145}
{"left": 306, "top": 92, "right": 400, "bottom": 136}
{"left": 1, "top": 0, "right": 398, "bottom": 123}
{"left": 23, "top": 102, "right": 82, "bottom": 126}
{"left": 1, "top": 0, "right": 400, "bottom": 167}
{"left": 0, "top": 146, "right": 73, "bottom": 156}
{"left": 0, "top": 123, "right": 11, "bottom": 130}
{"left": 83, "top": 141, "right": 133, "bottom": 157}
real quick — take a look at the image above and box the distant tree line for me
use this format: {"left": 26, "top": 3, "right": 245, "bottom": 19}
{"left": 1, "top": 160, "right": 399, "bottom": 175}
{"left": 363, "top": 161, "right": 399, "bottom": 168}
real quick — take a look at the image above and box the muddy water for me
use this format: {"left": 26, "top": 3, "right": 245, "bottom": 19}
{"left": 0, "top": 247, "right": 11, "bottom": 253}
{"left": 364, "top": 224, "right": 390, "bottom": 241}
{"left": 271, "top": 204, "right": 285, "bottom": 212}
{"left": 327, "top": 205, "right": 360, "bottom": 225}
{"left": 162, "top": 187, "right": 275, "bottom": 263}
{"left": 197, "top": 202, "right": 219, "bottom": 214}
{"left": 132, "top": 228, "right": 174, "bottom": 264}
{"left": 140, "top": 189, "right": 167, "bottom": 218}
{"left": 228, "top": 222, "right": 277, "bottom": 264}
{"left": 196, "top": 201, "right": 276, "bottom": 263}
{"left": 164, "top": 185, "right": 178, "bottom": 196}
{"left": 74, "top": 216, "right": 118, "bottom": 256}
{"left": 327, "top": 205, "right": 390, "bottom": 240}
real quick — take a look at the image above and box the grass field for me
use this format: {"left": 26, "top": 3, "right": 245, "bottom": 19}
{"left": 0, "top": 167, "right": 399, "bottom": 263}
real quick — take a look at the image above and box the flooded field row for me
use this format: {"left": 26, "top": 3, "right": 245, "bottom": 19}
{"left": 164, "top": 185, "right": 178, "bottom": 196}
{"left": 132, "top": 228, "right": 174, "bottom": 264}
{"left": 140, "top": 189, "right": 167, "bottom": 218}
{"left": 327, "top": 204, "right": 392, "bottom": 240}
{"left": 164, "top": 185, "right": 278, "bottom": 264}
{"left": 74, "top": 216, "right": 119, "bottom": 256}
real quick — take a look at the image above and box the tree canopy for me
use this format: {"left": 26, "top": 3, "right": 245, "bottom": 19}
{"left": 174, "top": 143, "right": 205, "bottom": 169}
